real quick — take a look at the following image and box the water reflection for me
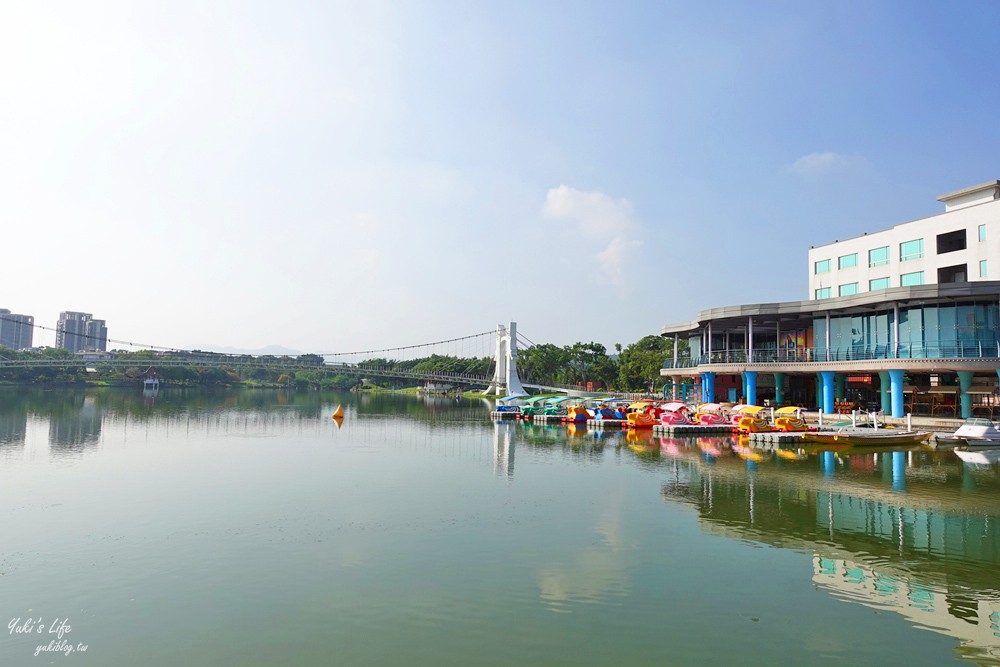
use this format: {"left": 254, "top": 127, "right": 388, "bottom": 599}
{"left": 49, "top": 394, "right": 102, "bottom": 455}
{"left": 653, "top": 436, "right": 1000, "bottom": 664}
{"left": 493, "top": 421, "right": 515, "bottom": 478}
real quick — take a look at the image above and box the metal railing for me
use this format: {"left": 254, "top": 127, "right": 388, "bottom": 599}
{"left": 663, "top": 341, "right": 1000, "bottom": 369}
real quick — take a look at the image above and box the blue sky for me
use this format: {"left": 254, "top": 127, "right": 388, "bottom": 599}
{"left": 2, "top": 1, "right": 999, "bottom": 354}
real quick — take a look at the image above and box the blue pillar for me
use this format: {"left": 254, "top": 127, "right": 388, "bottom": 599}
{"left": 744, "top": 371, "right": 758, "bottom": 406}
{"left": 835, "top": 374, "right": 846, "bottom": 401}
{"left": 957, "top": 371, "right": 974, "bottom": 419}
{"left": 741, "top": 374, "right": 748, "bottom": 401}
{"left": 878, "top": 371, "right": 891, "bottom": 414}
{"left": 774, "top": 373, "right": 785, "bottom": 405}
{"left": 888, "top": 369, "right": 905, "bottom": 418}
{"left": 892, "top": 451, "right": 906, "bottom": 492}
{"left": 702, "top": 372, "right": 716, "bottom": 403}
{"left": 820, "top": 371, "right": 836, "bottom": 414}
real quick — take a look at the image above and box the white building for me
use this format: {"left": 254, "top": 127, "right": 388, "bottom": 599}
{"left": 807, "top": 180, "right": 1000, "bottom": 300}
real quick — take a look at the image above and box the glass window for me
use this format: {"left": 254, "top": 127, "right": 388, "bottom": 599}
{"left": 814, "top": 259, "right": 831, "bottom": 274}
{"left": 900, "top": 271, "right": 924, "bottom": 287}
{"left": 900, "top": 239, "right": 924, "bottom": 261}
{"left": 869, "top": 246, "right": 889, "bottom": 267}
{"left": 838, "top": 253, "right": 858, "bottom": 269}
{"left": 980, "top": 224, "right": 987, "bottom": 242}
{"left": 815, "top": 287, "right": 832, "bottom": 299}
{"left": 981, "top": 259, "right": 988, "bottom": 278}
{"left": 839, "top": 283, "right": 858, "bottom": 296}
{"left": 869, "top": 277, "right": 890, "bottom": 291}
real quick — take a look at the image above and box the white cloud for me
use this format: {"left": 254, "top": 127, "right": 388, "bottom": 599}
{"left": 789, "top": 151, "right": 864, "bottom": 176}
{"left": 542, "top": 186, "right": 640, "bottom": 284}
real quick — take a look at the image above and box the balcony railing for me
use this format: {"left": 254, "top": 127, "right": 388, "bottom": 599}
{"left": 662, "top": 342, "right": 1000, "bottom": 369}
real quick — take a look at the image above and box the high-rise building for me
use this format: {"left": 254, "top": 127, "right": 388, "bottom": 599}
{"left": 56, "top": 312, "right": 108, "bottom": 352}
{"left": 0, "top": 309, "right": 34, "bottom": 350}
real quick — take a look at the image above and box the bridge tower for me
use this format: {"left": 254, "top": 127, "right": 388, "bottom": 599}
{"left": 484, "top": 322, "right": 527, "bottom": 396}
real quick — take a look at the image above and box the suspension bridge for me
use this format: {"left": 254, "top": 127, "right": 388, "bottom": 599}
{"left": 0, "top": 321, "right": 562, "bottom": 395}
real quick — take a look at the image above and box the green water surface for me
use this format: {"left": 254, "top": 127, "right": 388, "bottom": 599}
{"left": 1, "top": 388, "right": 998, "bottom": 666}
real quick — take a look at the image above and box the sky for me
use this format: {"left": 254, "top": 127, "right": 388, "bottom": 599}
{"left": 3, "top": 1, "right": 1000, "bottom": 356}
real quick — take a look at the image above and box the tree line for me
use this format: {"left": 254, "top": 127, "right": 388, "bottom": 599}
{"left": 0, "top": 335, "right": 683, "bottom": 392}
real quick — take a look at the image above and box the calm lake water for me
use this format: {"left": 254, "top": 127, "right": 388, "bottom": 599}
{"left": 1, "top": 387, "right": 999, "bottom": 666}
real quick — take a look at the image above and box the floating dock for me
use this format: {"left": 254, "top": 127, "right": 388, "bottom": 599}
{"left": 653, "top": 424, "right": 733, "bottom": 435}
{"left": 745, "top": 431, "right": 811, "bottom": 445}
{"left": 587, "top": 419, "right": 626, "bottom": 428}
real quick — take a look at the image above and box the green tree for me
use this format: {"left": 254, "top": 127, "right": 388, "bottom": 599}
{"left": 616, "top": 335, "right": 672, "bottom": 392}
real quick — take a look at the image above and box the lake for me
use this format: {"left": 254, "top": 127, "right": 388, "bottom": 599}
{"left": 1, "top": 387, "right": 998, "bottom": 666}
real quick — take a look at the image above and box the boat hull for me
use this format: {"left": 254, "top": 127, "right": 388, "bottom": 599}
{"left": 803, "top": 430, "right": 931, "bottom": 446}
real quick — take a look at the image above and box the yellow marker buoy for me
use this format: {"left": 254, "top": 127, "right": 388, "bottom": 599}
{"left": 331, "top": 404, "right": 344, "bottom": 419}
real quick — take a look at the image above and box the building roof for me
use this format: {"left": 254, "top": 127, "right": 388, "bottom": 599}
{"left": 936, "top": 180, "right": 1000, "bottom": 204}
{"left": 660, "top": 281, "right": 1000, "bottom": 335}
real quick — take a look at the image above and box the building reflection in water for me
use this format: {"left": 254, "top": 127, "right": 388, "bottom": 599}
{"left": 657, "top": 438, "right": 1000, "bottom": 664}
{"left": 0, "top": 411, "right": 28, "bottom": 449}
{"left": 0, "top": 390, "right": 28, "bottom": 451}
{"left": 48, "top": 395, "right": 103, "bottom": 456}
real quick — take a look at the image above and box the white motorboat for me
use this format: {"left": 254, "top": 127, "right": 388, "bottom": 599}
{"left": 941, "top": 418, "right": 1000, "bottom": 447}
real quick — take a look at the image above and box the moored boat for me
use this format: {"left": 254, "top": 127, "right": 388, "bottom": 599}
{"left": 802, "top": 429, "right": 932, "bottom": 446}
{"left": 626, "top": 411, "right": 657, "bottom": 429}
{"left": 732, "top": 405, "right": 771, "bottom": 433}
{"left": 939, "top": 418, "right": 1000, "bottom": 447}
{"left": 659, "top": 401, "right": 692, "bottom": 425}
{"left": 773, "top": 406, "right": 811, "bottom": 432}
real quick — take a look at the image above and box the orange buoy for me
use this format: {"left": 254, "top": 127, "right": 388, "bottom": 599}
{"left": 331, "top": 404, "right": 344, "bottom": 419}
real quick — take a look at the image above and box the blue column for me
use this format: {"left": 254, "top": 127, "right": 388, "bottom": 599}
{"left": 892, "top": 451, "right": 906, "bottom": 492}
{"left": 774, "top": 373, "right": 785, "bottom": 405}
{"left": 878, "top": 371, "right": 891, "bottom": 414}
{"left": 888, "top": 369, "right": 905, "bottom": 418}
{"left": 702, "top": 372, "right": 716, "bottom": 403}
{"left": 835, "top": 374, "right": 846, "bottom": 401}
{"left": 744, "top": 371, "right": 758, "bottom": 406}
{"left": 741, "top": 374, "right": 748, "bottom": 401}
{"left": 957, "top": 371, "right": 974, "bottom": 419}
{"left": 820, "top": 371, "right": 836, "bottom": 414}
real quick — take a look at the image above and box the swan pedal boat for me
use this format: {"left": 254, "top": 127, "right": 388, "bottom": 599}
{"left": 626, "top": 412, "right": 657, "bottom": 429}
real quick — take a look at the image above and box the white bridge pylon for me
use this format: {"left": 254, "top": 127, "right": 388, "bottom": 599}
{"left": 484, "top": 322, "right": 526, "bottom": 396}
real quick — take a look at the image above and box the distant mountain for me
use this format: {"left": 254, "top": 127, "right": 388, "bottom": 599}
{"left": 189, "top": 344, "right": 304, "bottom": 356}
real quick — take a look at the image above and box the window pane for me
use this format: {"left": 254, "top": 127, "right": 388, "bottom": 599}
{"left": 814, "top": 259, "right": 831, "bottom": 274}
{"left": 900, "top": 239, "right": 924, "bottom": 261}
{"left": 839, "top": 282, "right": 858, "bottom": 296}
{"left": 869, "top": 277, "right": 890, "bottom": 291}
{"left": 838, "top": 253, "right": 857, "bottom": 269}
{"left": 869, "top": 246, "right": 889, "bottom": 267}
{"left": 900, "top": 271, "right": 924, "bottom": 287}
{"left": 815, "top": 287, "right": 831, "bottom": 299}
{"left": 980, "top": 224, "right": 987, "bottom": 242}
{"left": 981, "top": 259, "right": 988, "bottom": 277}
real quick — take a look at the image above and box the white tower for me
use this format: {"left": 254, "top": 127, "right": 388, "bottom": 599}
{"left": 484, "top": 321, "right": 527, "bottom": 396}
